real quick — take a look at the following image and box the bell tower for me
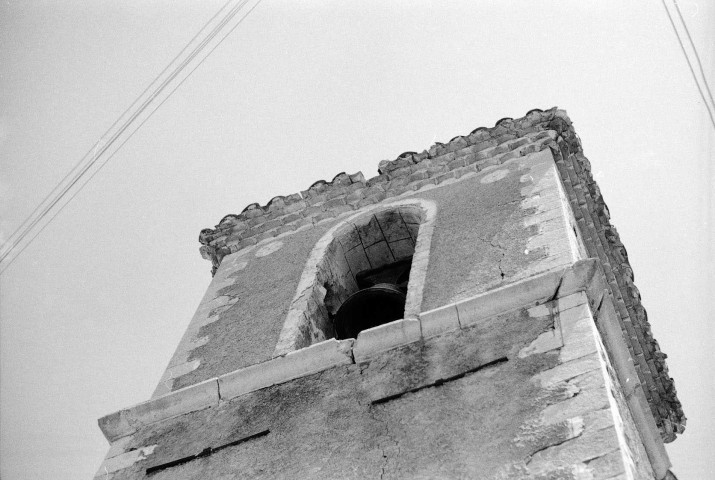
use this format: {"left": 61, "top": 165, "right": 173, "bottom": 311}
{"left": 95, "top": 108, "right": 684, "bottom": 479}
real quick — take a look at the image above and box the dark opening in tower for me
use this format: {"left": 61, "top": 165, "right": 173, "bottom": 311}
{"left": 317, "top": 208, "right": 421, "bottom": 340}
{"left": 334, "top": 257, "right": 412, "bottom": 339}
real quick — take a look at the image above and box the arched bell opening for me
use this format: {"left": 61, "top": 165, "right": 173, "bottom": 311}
{"left": 318, "top": 208, "right": 421, "bottom": 340}
{"left": 274, "top": 199, "right": 436, "bottom": 356}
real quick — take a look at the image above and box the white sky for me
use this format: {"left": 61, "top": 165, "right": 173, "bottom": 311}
{"left": 1, "top": 1, "right": 713, "bottom": 479}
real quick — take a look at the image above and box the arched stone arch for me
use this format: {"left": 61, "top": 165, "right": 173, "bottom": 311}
{"left": 273, "top": 199, "right": 437, "bottom": 356}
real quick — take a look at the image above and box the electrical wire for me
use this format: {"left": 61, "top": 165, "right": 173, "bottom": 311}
{"left": 661, "top": 0, "right": 715, "bottom": 130}
{"left": 672, "top": 0, "right": 715, "bottom": 112}
{"left": 0, "top": 0, "right": 262, "bottom": 273}
{"left": 1, "top": 0, "right": 236, "bottom": 254}
{"left": 1, "top": 0, "right": 252, "bottom": 264}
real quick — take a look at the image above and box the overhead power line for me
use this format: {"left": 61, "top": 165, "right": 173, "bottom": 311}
{"left": 660, "top": 0, "right": 715, "bottom": 130}
{"left": 0, "top": 0, "right": 263, "bottom": 274}
{"left": 671, "top": 0, "right": 715, "bottom": 113}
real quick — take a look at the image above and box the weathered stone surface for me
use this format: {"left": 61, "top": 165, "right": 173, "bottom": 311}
{"left": 352, "top": 318, "right": 421, "bottom": 363}
{"left": 97, "top": 294, "right": 646, "bottom": 479}
{"left": 419, "top": 303, "right": 459, "bottom": 338}
{"left": 108, "top": 108, "right": 682, "bottom": 480}
{"left": 218, "top": 338, "right": 354, "bottom": 401}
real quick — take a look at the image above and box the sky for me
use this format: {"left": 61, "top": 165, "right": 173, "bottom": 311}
{"left": 0, "top": 1, "right": 713, "bottom": 479}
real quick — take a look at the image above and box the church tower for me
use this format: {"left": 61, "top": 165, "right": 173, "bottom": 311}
{"left": 95, "top": 108, "right": 684, "bottom": 479}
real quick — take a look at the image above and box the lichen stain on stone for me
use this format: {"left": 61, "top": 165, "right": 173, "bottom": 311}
{"left": 481, "top": 168, "right": 510, "bottom": 184}
{"left": 516, "top": 416, "right": 585, "bottom": 454}
{"left": 519, "top": 329, "right": 562, "bottom": 358}
{"left": 512, "top": 351, "right": 562, "bottom": 379}
{"left": 225, "top": 260, "right": 248, "bottom": 275}
{"left": 528, "top": 304, "right": 551, "bottom": 318}
{"left": 255, "top": 240, "right": 284, "bottom": 257}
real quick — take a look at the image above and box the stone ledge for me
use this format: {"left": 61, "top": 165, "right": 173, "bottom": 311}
{"left": 419, "top": 303, "right": 459, "bottom": 338}
{"left": 353, "top": 318, "right": 421, "bottom": 363}
{"left": 218, "top": 338, "right": 354, "bottom": 401}
{"left": 456, "top": 267, "right": 563, "bottom": 328}
{"left": 98, "top": 259, "right": 649, "bottom": 454}
{"left": 98, "top": 377, "right": 219, "bottom": 442}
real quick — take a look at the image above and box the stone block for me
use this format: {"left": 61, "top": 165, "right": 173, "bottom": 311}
{"left": 387, "top": 176, "right": 409, "bottom": 190}
{"left": 586, "top": 450, "right": 627, "bottom": 479}
{"left": 558, "top": 292, "right": 589, "bottom": 313}
{"left": 434, "top": 171, "right": 456, "bottom": 184}
{"left": 375, "top": 209, "right": 411, "bottom": 242}
{"left": 446, "top": 136, "right": 468, "bottom": 152}
{"left": 540, "top": 371, "right": 610, "bottom": 426}
{"left": 467, "top": 130, "right": 491, "bottom": 144}
{"left": 518, "top": 327, "right": 562, "bottom": 358}
{"left": 559, "top": 302, "right": 598, "bottom": 362}
{"left": 283, "top": 199, "right": 307, "bottom": 214}
{"left": 388, "top": 166, "right": 411, "bottom": 179}
{"left": 94, "top": 445, "right": 158, "bottom": 478}
{"left": 301, "top": 205, "right": 325, "bottom": 218}
{"left": 356, "top": 214, "right": 383, "bottom": 246}
{"left": 281, "top": 212, "right": 302, "bottom": 225}
{"left": 254, "top": 228, "right": 279, "bottom": 242}
{"left": 456, "top": 269, "right": 561, "bottom": 329}
{"left": 218, "top": 339, "right": 354, "bottom": 401}
{"left": 98, "top": 410, "right": 134, "bottom": 443}
{"left": 412, "top": 178, "right": 437, "bottom": 190}
{"left": 128, "top": 378, "right": 219, "bottom": 429}
{"left": 311, "top": 211, "right": 337, "bottom": 224}
{"left": 357, "top": 194, "right": 385, "bottom": 208}
{"left": 365, "top": 240, "right": 394, "bottom": 266}
{"left": 420, "top": 303, "right": 459, "bottom": 339}
{"left": 533, "top": 352, "right": 603, "bottom": 388}
{"left": 427, "top": 164, "right": 448, "bottom": 176}
{"left": 330, "top": 204, "right": 355, "bottom": 216}
{"left": 324, "top": 196, "right": 347, "bottom": 209}
{"left": 559, "top": 258, "right": 599, "bottom": 297}
{"left": 353, "top": 318, "right": 421, "bottom": 363}
{"left": 104, "top": 435, "right": 135, "bottom": 459}
{"left": 431, "top": 151, "right": 456, "bottom": 165}
{"left": 99, "top": 377, "right": 220, "bottom": 441}
{"left": 326, "top": 186, "right": 349, "bottom": 200}
{"left": 454, "top": 164, "right": 478, "bottom": 178}
{"left": 389, "top": 237, "right": 415, "bottom": 259}
{"left": 409, "top": 170, "right": 429, "bottom": 183}
{"left": 528, "top": 425, "right": 621, "bottom": 474}
{"left": 410, "top": 159, "right": 433, "bottom": 172}
{"left": 345, "top": 189, "right": 366, "bottom": 205}
{"left": 366, "top": 174, "right": 388, "bottom": 186}
{"left": 447, "top": 158, "right": 466, "bottom": 170}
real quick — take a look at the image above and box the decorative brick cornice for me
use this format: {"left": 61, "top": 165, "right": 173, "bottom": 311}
{"left": 198, "top": 109, "right": 554, "bottom": 274}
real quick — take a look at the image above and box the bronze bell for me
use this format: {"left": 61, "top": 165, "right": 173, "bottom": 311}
{"left": 334, "top": 283, "right": 406, "bottom": 340}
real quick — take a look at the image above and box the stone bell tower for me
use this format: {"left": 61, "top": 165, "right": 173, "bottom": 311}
{"left": 95, "top": 108, "right": 684, "bottom": 479}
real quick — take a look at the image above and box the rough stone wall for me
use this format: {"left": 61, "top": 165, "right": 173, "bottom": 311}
{"left": 96, "top": 280, "right": 653, "bottom": 479}
{"left": 155, "top": 147, "right": 577, "bottom": 398}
